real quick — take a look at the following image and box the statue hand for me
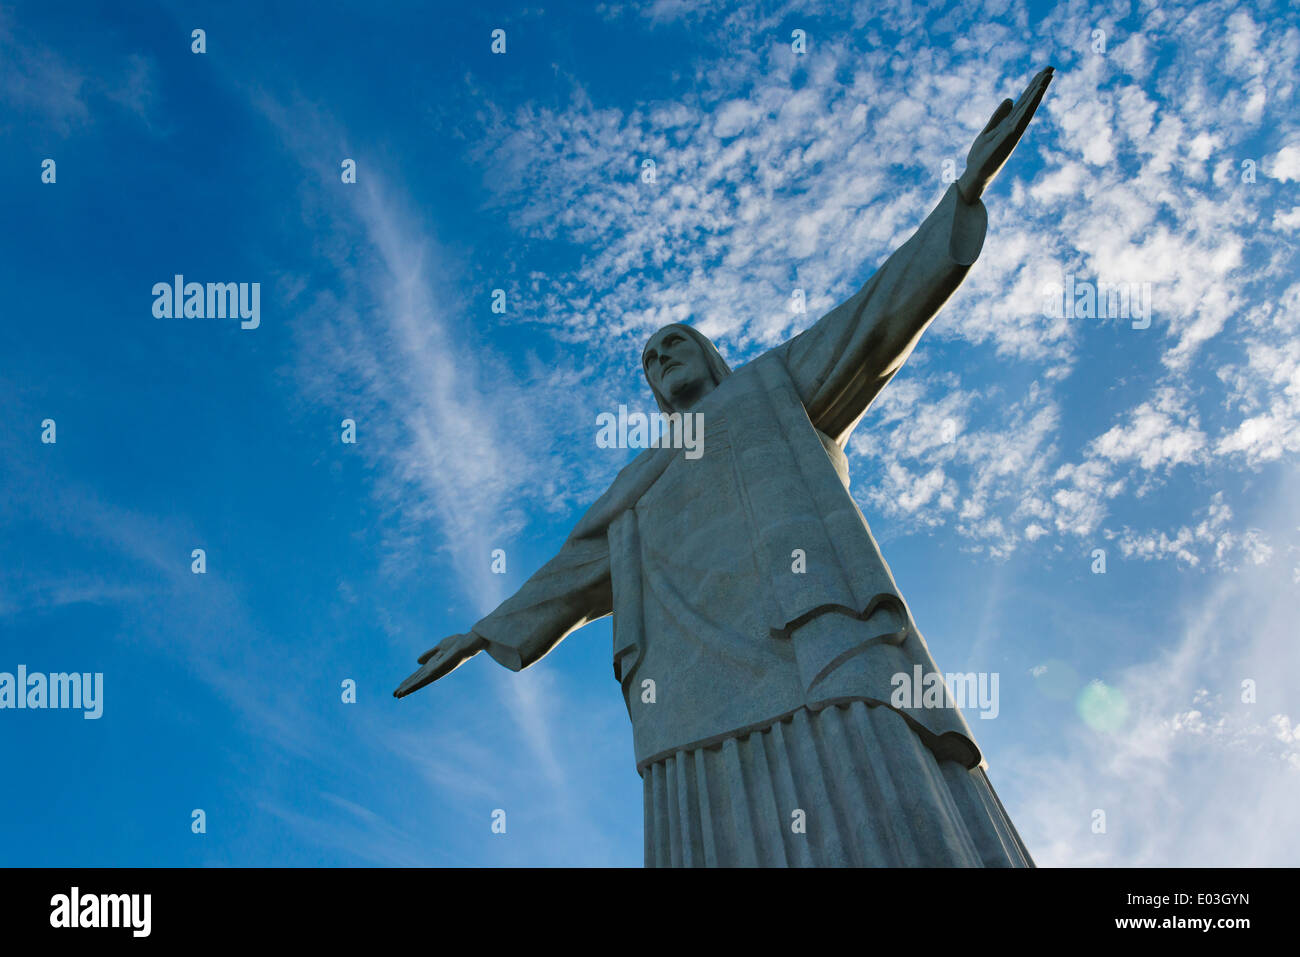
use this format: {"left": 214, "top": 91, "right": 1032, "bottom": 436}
{"left": 393, "top": 632, "right": 487, "bottom": 698}
{"left": 958, "top": 66, "right": 1054, "bottom": 204}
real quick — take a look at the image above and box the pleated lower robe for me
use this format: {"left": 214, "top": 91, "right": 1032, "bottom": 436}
{"left": 643, "top": 701, "right": 1033, "bottom": 867}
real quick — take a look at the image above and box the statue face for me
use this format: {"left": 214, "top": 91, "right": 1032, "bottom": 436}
{"left": 643, "top": 326, "right": 714, "bottom": 407}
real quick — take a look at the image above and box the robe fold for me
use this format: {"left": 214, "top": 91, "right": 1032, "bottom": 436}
{"left": 469, "top": 183, "right": 1033, "bottom": 866}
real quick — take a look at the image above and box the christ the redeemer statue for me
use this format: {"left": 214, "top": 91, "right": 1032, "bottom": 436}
{"left": 397, "top": 67, "right": 1055, "bottom": 867}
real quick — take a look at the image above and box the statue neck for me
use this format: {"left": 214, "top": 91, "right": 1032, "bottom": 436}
{"left": 668, "top": 379, "right": 715, "bottom": 413}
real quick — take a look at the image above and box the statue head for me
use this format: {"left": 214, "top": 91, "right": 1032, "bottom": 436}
{"left": 642, "top": 323, "right": 732, "bottom": 414}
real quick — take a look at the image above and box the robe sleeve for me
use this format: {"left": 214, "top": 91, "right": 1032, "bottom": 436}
{"left": 777, "top": 183, "right": 988, "bottom": 445}
{"left": 469, "top": 530, "right": 613, "bottom": 672}
{"left": 465, "top": 445, "right": 670, "bottom": 673}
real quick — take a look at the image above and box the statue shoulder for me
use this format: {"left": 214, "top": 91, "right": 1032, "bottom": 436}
{"left": 570, "top": 444, "right": 675, "bottom": 540}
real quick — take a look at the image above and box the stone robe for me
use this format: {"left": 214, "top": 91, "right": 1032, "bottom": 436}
{"left": 470, "top": 183, "right": 1033, "bottom": 867}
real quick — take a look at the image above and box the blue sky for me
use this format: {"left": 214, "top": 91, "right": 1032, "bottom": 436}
{"left": 2, "top": 0, "right": 1298, "bottom": 866}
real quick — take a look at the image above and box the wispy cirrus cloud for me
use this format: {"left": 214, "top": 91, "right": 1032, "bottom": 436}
{"left": 0, "top": 9, "right": 159, "bottom": 133}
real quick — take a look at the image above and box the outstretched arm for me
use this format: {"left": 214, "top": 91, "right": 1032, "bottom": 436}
{"left": 781, "top": 67, "right": 1054, "bottom": 445}
{"left": 393, "top": 432, "right": 674, "bottom": 700}
{"left": 394, "top": 522, "right": 614, "bottom": 699}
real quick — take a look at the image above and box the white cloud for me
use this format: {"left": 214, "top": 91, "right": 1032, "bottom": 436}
{"left": 1273, "top": 206, "right": 1300, "bottom": 231}
{"left": 1115, "top": 492, "right": 1273, "bottom": 569}
{"left": 1271, "top": 143, "right": 1300, "bottom": 182}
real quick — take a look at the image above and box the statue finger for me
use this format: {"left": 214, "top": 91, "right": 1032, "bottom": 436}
{"left": 1009, "top": 72, "right": 1052, "bottom": 133}
{"left": 420, "top": 648, "right": 467, "bottom": 684}
{"left": 1011, "top": 69, "right": 1051, "bottom": 116}
{"left": 1017, "top": 66, "right": 1053, "bottom": 102}
{"left": 394, "top": 661, "right": 438, "bottom": 698}
{"left": 980, "top": 97, "right": 1013, "bottom": 135}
